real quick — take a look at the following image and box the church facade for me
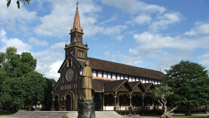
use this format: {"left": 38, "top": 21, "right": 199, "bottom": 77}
{"left": 51, "top": 5, "right": 164, "bottom": 112}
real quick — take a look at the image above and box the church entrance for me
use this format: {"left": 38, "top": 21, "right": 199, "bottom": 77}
{"left": 132, "top": 94, "right": 142, "bottom": 106}
{"left": 93, "top": 93, "right": 102, "bottom": 111}
{"left": 119, "top": 94, "right": 130, "bottom": 106}
{"left": 104, "top": 94, "right": 114, "bottom": 106}
{"left": 66, "top": 95, "right": 72, "bottom": 111}
{"left": 145, "top": 94, "right": 153, "bottom": 107}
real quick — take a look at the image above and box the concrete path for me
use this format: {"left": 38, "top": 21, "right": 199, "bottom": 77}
{"left": 1, "top": 111, "right": 123, "bottom": 118}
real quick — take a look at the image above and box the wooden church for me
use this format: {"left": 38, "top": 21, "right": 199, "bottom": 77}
{"left": 51, "top": 4, "right": 164, "bottom": 112}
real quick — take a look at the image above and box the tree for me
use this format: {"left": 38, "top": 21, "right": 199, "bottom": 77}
{"left": 164, "top": 60, "right": 209, "bottom": 115}
{"left": 1, "top": 47, "right": 36, "bottom": 78}
{"left": 0, "top": 47, "right": 55, "bottom": 112}
{"left": 153, "top": 85, "right": 177, "bottom": 118}
{"left": 7, "top": 0, "right": 30, "bottom": 9}
{"left": 20, "top": 71, "right": 47, "bottom": 111}
{"left": 41, "top": 78, "right": 56, "bottom": 110}
{"left": 0, "top": 77, "right": 24, "bottom": 112}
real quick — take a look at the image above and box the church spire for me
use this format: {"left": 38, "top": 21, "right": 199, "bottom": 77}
{"left": 71, "top": 2, "right": 83, "bottom": 33}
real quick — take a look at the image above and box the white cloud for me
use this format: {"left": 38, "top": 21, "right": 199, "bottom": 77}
{"left": 126, "top": 30, "right": 209, "bottom": 72}
{"left": 0, "top": 29, "right": 6, "bottom": 37}
{"left": 198, "top": 53, "right": 209, "bottom": 70}
{"left": 116, "top": 35, "right": 123, "bottom": 41}
{"left": 103, "top": 25, "right": 127, "bottom": 35}
{"left": 100, "top": 16, "right": 117, "bottom": 25}
{"left": 131, "top": 32, "right": 196, "bottom": 53}
{"left": 33, "top": 42, "right": 65, "bottom": 81}
{"left": 149, "top": 12, "right": 181, "bottom": 31}
{"left": 29, "top": 37, "right": 48, "bottom": 46}
{"left": 0, "top": 0, "right": 37, "bottom": 31}
{"left": 45, "top": 60, "right": 63, "bottom": 80}
{"left": 185, "top": 22, "right": 209, "bottom": 36}
{"left": 35, "top": 0, "right": 102, "bottom": 37}
{"left": 122, "top": 55, "right": 143, "bottom": 65}
{"left": 101, "top": 0, "right": 166, "bottom": 14}
{"left": 133, "top": 14, "right": 151, "bottom": 25}
{"left": 104, "top": 51, "right": 143, "bottom": 66}
{"left": 0, "top": 29, "right": 31, "bottom": 53}
{"left": 104, "top": 51, "right": 110, "bottom": 57}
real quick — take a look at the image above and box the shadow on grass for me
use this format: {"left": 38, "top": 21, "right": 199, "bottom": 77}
{"left": 0, "top": 111, "right": 12, "bottom": 116}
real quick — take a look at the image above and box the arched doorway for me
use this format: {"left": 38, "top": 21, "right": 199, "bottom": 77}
{"left": 132, "top": 94, "right": 142, "bottom": 106}
{"left": 104, "top": 94, "right": 114, "bottom": 106}
{"left": 93, "top": 93, "right": 102, "bottom": 111}
{"left": 144, "top": 95, "right": 152, "bottom": 107}
{"left": 54, "top": 95, "right": 59, "bottom": 111}
{"left": 119, "top": 94, "right": 129, "bottom": 106}
{"left": 66, "top": 95, "right": 72, "bottom": 111}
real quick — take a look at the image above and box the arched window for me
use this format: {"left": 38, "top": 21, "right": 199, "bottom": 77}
{"left": 104, "top": 94, "right": 114, "bottom": 106}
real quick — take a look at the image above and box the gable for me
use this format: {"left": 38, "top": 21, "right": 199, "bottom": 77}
{"left": 117, "top": 85, "right": 130, "bottom": 92}
{"left": 58, "top": 53, "right": 82, "bottom": 73}
{"left": 115, "top": 81, "right": 132, "bottom": 92}
{"left": 52, "top": 78, "right": 61, "bottom": 92}
{"left": 132, "top": 86, "right": 143, "bottom": 93}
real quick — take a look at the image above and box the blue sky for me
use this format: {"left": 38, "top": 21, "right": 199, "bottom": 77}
{"left": 0, "top": 0, "right": 209, "bottom": 81}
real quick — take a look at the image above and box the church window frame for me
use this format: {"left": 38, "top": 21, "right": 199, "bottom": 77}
{"left": 121, "top": 74, "right": 124, "bottom": 80}
{"left": 125, "top": 75, "right": 128, "bottom": 80}
{"left": 108, "top": 72, "right": 111, "bottom": 79}
{"left": 117, "top": 74, "right": 120, "bottom": 80}
{"left": 103, "top": 71, "right": 107, "bottom": 78}
{"left": 93, "top": 70, "right": 96, "bottom": 77}
{"left": 112, "top": 73, "right": 116, "bottom": 79}
{"left": 98, "top": 71, "right": 102, "bottom": 78}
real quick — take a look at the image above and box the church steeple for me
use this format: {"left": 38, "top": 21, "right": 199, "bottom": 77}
{"left": 65, "top": 2, "right": 88, "bottom": 61}
{"left": 70, "top": 2, "right": 83, "bottom": 33}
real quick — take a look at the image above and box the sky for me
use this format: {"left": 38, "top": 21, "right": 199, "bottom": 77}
{"left": 0, "top": 0, "right": 209, "bottom": 81}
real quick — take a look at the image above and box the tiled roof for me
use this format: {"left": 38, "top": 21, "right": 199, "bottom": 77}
{"left": 87, "top": 57, "right": 164, "bottom": 80}
{"left": 92, "top": 79, "right": 154, "bottom": 93}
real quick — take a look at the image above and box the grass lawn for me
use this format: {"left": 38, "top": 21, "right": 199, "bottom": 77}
{"left": 173, "top": 115, "right": 209, "bottom": 118}
{"left": 0, "top": 111, "right": 12, "bottom": 117}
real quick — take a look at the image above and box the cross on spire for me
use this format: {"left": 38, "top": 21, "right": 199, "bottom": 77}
{"left": 76, "top": 1, "right": 79, "bottom": 8}
{"left": 70, "top": 0, "right": 83, "bottom": 33}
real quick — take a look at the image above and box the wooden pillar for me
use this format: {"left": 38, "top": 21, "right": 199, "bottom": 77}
{"left": 51, "top": 99, "right": 55, "bottom": 111}
{"left": 63, "top": 97, "right": 66, "bottom": 111}
{"left": 114, "top": 95, "right": 117, "bottom": 111}
{"left": 100, "top": 94, "right": 103, "bottom": 111}
{"left": 59, "top": 98, "right": 62, "bottom": 111}
{"left": 142, "top": 93, "right": 145, "bottom": 107}
{"left": 129, "top": 95, "right": 132, "bottom": 107}
{"left": 103, "top": 94, "right": 105, "bottom": 111}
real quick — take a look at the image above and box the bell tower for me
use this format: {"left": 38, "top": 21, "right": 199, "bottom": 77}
{"left": 65, "top": 2, "right": 88, "bottom": 61}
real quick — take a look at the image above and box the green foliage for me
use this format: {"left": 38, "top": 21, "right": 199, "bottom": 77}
{"left": 6, "top": 47, "right": 17, "bottom": 59}
{"left": 165, "top": 61, "right": 209, "bottom": 114}
{"left": 7, "top": 0, "right": 30, "bottom": 9}
{"left": 152, "top": 85, "right": 173, "bottom": 100}
{"left": 21, "top": 71, "right": 46, "bottom": 110}
{"left": 41, "top": 78, "right": 56, "bottom": 110}
{"left": 1, "top": 47, "right": 36, "bottom": 78}
{"left": 173, "top": 115, "right": 209, "bottom": 118}
{"left": 0, "top": 47, "right": 55, "bottom": 112}
{"left": 0, "top": 77, "right": 24, "bottom": 112}
{"left": 0, "top": 52, "right": 6, "bottom": 64}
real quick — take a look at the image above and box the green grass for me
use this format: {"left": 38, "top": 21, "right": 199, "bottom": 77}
{"left": 0, "top": 111, "right": 12, "bottom": 117}
{"left": 173, "top": 115, "right": 209, "bottom": 118}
